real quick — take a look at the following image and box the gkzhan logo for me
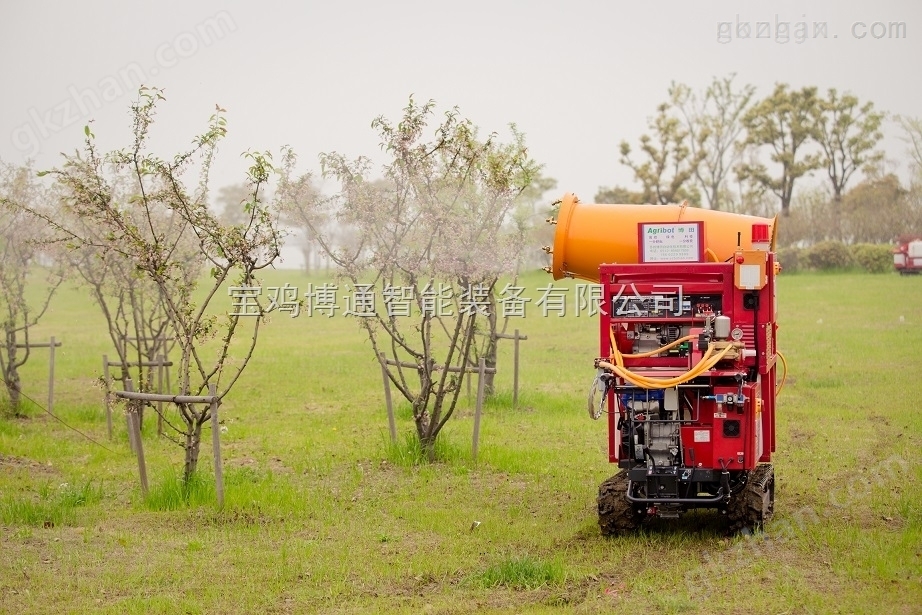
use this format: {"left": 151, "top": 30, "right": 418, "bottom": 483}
{"left": 9, "top": 11, "right": 237, "bottom": 157}
{"left": 716, "top": 14, "right": 907, "bottom": 44}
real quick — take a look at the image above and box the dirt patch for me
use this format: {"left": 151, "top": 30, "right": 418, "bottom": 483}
{"left": 0, "top": 454, "right": 58, "bottom": 475}
{"left": 787, "top": 426, "right": 814, "bottom": 444}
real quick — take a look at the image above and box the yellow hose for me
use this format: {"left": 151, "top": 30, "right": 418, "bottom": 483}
{"left": 601, "top": 336, "right": 737, "bottom": 390}
{"left": 606, "top": 326, "right": 788, "bottom": 394}
{"left": 618, "top": 334, "right": 697, "bottom": 358}
{"left": 776, "top": 351, "right": 788, "bottom": 395}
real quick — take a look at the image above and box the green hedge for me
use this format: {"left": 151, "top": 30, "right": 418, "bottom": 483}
{"left": 803, "top": 241, "right": 854, "bottom": 271}
{"left": 778, "top": 242, "right": 894, "bottom": 272}
{"left": 849, "top": 243, "right": 893, "bottom": 273}
{"left": 776, "top": 246, "right": 803, "bottom": 273}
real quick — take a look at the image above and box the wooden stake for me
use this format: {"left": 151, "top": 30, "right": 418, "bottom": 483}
{"left": 497, "top": 330, "right": 528, "bottom": 408}
{"left": 379, "top": 352, "right": 397, "bottom": 444}
{"left": 209, "top": 383, "right": 224, "bottom": 509}
{"left": 103, "top": 355, "right": 112, "bottom": 440}
{"left": 156, "top": 354, "right": 164, "bottom": 437}
{"left": 512, "top": 329, "right": 521, "bottom": 408}
{"left": 47, "top": 337, "right": 55, "bottom": 415}
{"left": 472, "top": 357, "right": 486, "bottom": 463}
{"left": 125, "top": 380, "right": 148, "bottom": 497}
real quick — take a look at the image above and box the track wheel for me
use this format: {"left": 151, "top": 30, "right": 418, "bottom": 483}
{"left": 727, "top": 463, "right": 774, "bottom": 534}
{"left": 597, "top": 470, "right": 643, "bottom": 536}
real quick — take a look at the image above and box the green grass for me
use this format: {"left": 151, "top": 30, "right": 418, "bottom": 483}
{"left": 0, "top": 479, "right": 102, "bottom": 526}
{"left": 475, "top": 554, "right": 566, "bottom": 590}
{"left": 384, "top": 430, "right": 466, "bottom": 466}
{"left": 144, "top": 468, "right": 215, "bottom": 511}
{"left": 0, "top": 269, "right": 921, "bottom": 613}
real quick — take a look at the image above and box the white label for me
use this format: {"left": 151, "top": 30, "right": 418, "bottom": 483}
{"left": 739, "top": 264, "right": 760, "bottom": 289}
{"left": 641, "top": 223, "right": 701, "bottom": 262}
{"left": 693, "top": 430, "right": 710, "bottom": 443}
{"left": 714, "top": 411, "right": 727, "bottom": 419}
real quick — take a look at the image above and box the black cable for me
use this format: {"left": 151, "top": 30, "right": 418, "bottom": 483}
{"left": 2, "top": 382, "right": 121, "bottom": 456}
{"left": 752, "top": 293, "right": 759, "bottom": 381}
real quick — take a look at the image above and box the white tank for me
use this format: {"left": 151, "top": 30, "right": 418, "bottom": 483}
{"left": 908, "top": 240, "right": 922, "bottom": 258}
{"left": 714, "top": 314, "right": 731, "bottom": 339}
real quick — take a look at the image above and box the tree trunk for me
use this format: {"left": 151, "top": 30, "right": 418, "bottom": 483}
{"left": 831, "top": 192, "right": 843, "bottom": 241}
{"left": 183, "top": 419, "right": 203, "bottom": 485}
{"left": 483, "top": 333, "right": 498, "bottom": 397}
{"left": 419, "top": 433, "right": 437, "bottom": 462}
{"left": 5, "top": 372, "right": 21, "bottom": 413}
{"left": 413, "top": 399, "right": 439, "bottom": 462}
{"left": 8, "top": 376, "right": 21, "bottom": 411}
{"left": 481, "top": 292, "right": 499, "bottom": 396}
{"left": 3, "top": 334, "right": 22, "bottom": 414}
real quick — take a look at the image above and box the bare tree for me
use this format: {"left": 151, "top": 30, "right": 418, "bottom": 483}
{"left": 594, "top": 185, "right": 645, "bottom": 204}
{"left": 738, "top": 84, "right": 823, "bottom": 217}
{"left": 30, "top": 89, "right": 284, "bottom": 483}
{"left": 469, "top": 172, "right": 557, "bottom": 396}
{"left": 813, "top": 89, "right": 884, "bottom": 204}
{"left": 216, "top": 183, "right": 259, "bottom": 226}
{"left": 670, "top": 74, "right": 755, "bottom": 210}
{"left": 280, "top": 98, "right": 537, "bottom": 458}
{"left": 897, "top": 115, "right": 922, "bottom": 183}
{"left": 774, "top": 187, "right": 837, "bottom": 247}
{"left": 511, "top": 171, "right": 557, "bottom": 271}
{"left": 0, "top": 161, "right": 64, "bottom": 414}
{"left": 64, "top": 219, "right": 188, "bottom": 427}
{"left": 275, "top": 176, "right": 327, "bottom": 272}
{"left": 841, "top": 174, "right": 914, "bottom": 244}
{"left": 51, "top": 170, "right": 199, "bottom": 428}
{"left": 620, "top": 102, "right": 705, "bottom": 205}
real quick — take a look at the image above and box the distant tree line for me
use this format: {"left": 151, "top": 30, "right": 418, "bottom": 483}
{"left": 599, "top": 75, "right": 922, "bottom": 247}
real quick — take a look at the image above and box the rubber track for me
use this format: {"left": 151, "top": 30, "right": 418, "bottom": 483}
{"left": 597, "top": 470, "right": 643, "bottom": 536}
{"left": 727, "top": 463, "right": 774, "bottom": 534}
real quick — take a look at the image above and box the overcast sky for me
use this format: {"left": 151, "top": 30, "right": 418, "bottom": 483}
{"left": 1, "top": 0, "right": 919, "bottom": 205}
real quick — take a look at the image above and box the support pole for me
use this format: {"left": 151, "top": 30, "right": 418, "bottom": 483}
{"left": 512, "top": 330, "right": 523, "bottom": 407}
{"left": 125, "top": 379, "right": 136, "bottom": 454}
{"left": 379, "top": 352, "right": 397, "bottom": 444}
{"left": 209, "top": 383, "right": 224, "bottom": 509}
{"left": 47, "top": 337, "right": 55, "bottom": 415}
{"left": 103, "top": 355, "right": 112, "bottom": 440}
{"left": 472, "top": 357, "right": 486, "bottom": 463}
{"left": 125, "top": 379, "right": 148, "bottom": 497}
{"left": 156, "top": 354, "right": 164, "bottom": 437}
{"left": 497, "top": 330, "right": 528, "bottom": 408}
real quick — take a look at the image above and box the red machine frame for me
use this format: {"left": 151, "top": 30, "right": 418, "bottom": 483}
{"left": 597, "top": 259, "right": 778, "bottom": 470}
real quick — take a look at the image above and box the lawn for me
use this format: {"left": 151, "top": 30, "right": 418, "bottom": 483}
{"left": 1, "top": 269, "right": 920, "bottom": 614}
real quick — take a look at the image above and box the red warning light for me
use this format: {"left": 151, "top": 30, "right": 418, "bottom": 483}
{"left": 751, "top": 224, "right": 770, "bottom": 244}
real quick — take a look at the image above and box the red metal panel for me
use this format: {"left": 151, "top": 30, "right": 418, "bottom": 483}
{"left": 597, "top": 259, "right": 777, "bottom": 470}
{"left": 681, "top": 425, "right": 713, "bottom": 469}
